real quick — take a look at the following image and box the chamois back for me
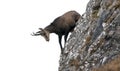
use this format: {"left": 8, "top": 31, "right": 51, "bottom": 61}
{"left": 50, "top": 10, "right": 81, "bottom": 35}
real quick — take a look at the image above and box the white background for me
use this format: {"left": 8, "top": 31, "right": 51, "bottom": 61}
{"left": 0, "top": 0, "right": 89, "bottom": 71}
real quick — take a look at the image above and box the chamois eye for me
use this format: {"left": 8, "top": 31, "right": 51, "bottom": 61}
{"left": 41, "top": 33, "right": 45, "bottom": 35}
{"left": 44, "top": 34, "right": 46, "bottom": 36}
{"left": 40, "top": 33, "right": 44, "bottom": 37}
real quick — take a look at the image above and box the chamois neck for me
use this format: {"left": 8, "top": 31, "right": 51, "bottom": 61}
{"left": 44, "top": 24, "right": 54, "bottom": 33}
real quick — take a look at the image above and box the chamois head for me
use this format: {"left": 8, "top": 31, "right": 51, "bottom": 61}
{"left": 32, "top": 28, "right": 50, "bottom": 41}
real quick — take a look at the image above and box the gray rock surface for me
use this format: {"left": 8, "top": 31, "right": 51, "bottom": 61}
{"left": 59, "top": 0, "right": 120, "bottom": 71}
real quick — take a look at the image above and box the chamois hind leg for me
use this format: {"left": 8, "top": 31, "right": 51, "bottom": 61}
{"left": 64, "top": 33, "right": 69, "bottom": 43}
{"left": 58, "top": 35, "right": 63, "bottom": 53}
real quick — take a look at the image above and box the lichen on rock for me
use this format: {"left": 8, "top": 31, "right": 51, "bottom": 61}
{"left": 59, "top": 0, "right": 120, "bottom": 71}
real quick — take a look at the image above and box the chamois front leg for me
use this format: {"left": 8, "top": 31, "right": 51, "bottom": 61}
{"left": 58, "top": 35, "right": 63, "bottom": 53}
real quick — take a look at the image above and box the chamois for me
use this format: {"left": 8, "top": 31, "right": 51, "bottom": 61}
{"left": 32, "top": 10, "right": 81, "bottom": 53}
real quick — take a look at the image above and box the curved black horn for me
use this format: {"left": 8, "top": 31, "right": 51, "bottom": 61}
{"left": 40, "top": 28, "right": 46, "bottom": 32}
{"left": 39, "top": 28, "right": 43, "bottom": 30}
{"left": 31, "top": 32, "right": 41, "bottom": 36}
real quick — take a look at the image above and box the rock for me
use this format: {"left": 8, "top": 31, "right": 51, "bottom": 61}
{"left": 59, "top": 0, "right": 120, "bottom": 71}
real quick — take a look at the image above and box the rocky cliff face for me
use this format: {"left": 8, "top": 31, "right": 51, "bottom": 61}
{"left": 59, "top": 0, "right": 120, "bottom": 71}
